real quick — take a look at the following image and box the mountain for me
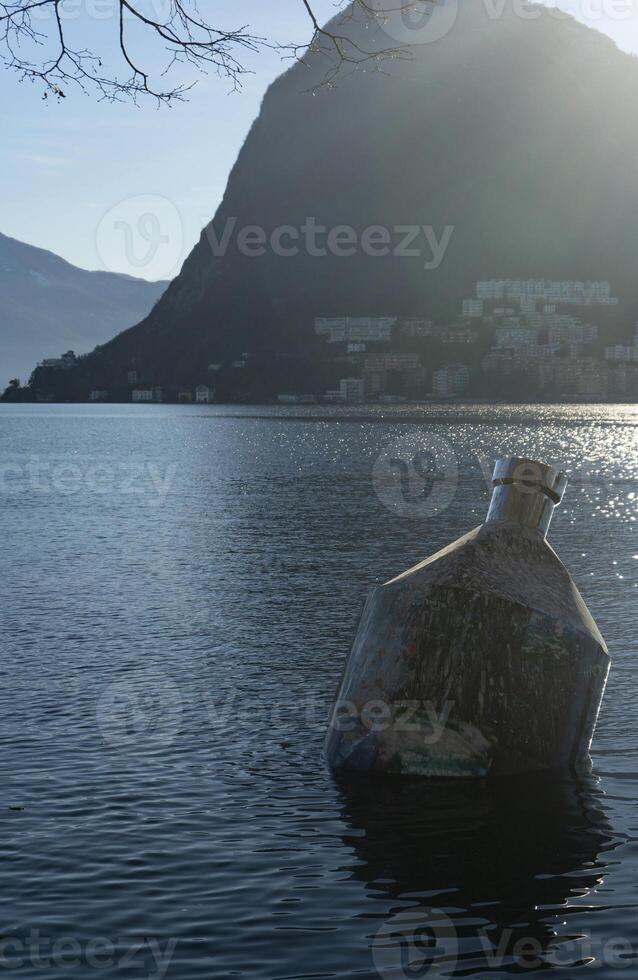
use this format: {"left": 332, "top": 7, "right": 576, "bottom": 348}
{"left": 0, "top": 232, "right": 167, "bottom": 386}
{"left": 30, "top": 1, "right": 638, "bottom": 399}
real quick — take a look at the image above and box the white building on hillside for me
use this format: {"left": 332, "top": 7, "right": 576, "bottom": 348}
{"left": 475, "top": 280, "right": 618, "bottom": 306}
{"left": 605, "top": 344, "right": 638, "bottom": 363}
{"left": 315, "top": 316, "right": 397, "bottom": 344}
{"left": 196, "top": 385, "right": 215, "bottom": 403}
{"left": 433, "top": 364, "right": 469, "bottom": 398}
{"left": 339, "top": 378, "right": 365, "bottom": 403}
{"left": 132, "top": 388, "right": 162, "bottom": 403}
{"left": 462, "top": 299, "right": 484, "bottom": 318}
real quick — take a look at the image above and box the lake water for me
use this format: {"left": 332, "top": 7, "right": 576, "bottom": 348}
{"left": 0, "top": 402, "right": 636, "bottom": 979}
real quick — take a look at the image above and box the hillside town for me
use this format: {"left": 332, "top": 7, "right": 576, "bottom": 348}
{"left": 6, "top": 280, "right": 638, "bottom": 404}
{"left": 290, "top": 280, "right": 637, "bottom": 403}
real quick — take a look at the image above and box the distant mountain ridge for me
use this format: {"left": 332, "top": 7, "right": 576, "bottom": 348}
{"left": 26, "top": 1, "right": 638, "bottom": 398}
{"left": 0, "top": 232, "right": 168, "bottom": 386}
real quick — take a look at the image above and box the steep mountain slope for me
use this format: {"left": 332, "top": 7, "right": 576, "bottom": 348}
{"left": 0, "top": 233, "right": 167, "bottom": 385}
{"left": 46, "top": 1, "right": 638, "bottom": 394}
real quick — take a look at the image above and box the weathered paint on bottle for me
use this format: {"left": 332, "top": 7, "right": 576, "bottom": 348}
{"left": 325, "top": 457, "right": 610, "bottom": 778}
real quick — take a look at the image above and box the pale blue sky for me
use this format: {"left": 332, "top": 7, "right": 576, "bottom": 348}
{"left": 2, "top": 0, "right": 637, "bottom": 281}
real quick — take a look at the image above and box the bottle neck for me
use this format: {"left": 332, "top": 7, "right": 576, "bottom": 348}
{"left": 485, "top": 483, "right": 557, "bottom": 538}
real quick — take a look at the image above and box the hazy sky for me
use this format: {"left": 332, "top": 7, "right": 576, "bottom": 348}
{"left": 2, "top": 0, "right": 638, "bottom": 281}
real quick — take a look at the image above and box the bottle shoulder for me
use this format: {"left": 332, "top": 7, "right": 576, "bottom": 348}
{"left": 383, "top": 521, "right": 606, "bottom": 650}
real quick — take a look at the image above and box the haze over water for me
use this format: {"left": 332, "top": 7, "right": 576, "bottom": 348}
{"left": 1, "top": 402, "right": 636, "bottom": 978}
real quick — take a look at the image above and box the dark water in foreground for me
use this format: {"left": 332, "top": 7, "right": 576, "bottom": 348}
{"left": 1, "top": 402, "right": 637, "bottom": 979}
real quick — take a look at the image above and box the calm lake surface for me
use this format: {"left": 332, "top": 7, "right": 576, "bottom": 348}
{"left": 1, "top": 402, "right": 637, "bottom": 979}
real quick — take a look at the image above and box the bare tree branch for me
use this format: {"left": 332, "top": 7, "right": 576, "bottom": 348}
{"left": 297, "top": 0, "right": 419, "bottom": 91}
{"left": 0, "top": 0, "right": 422, "bottom": 104}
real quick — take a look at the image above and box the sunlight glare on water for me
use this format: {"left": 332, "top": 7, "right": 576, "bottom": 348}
{"left": 0, "top": 402, "right": 636, "bottom": 979}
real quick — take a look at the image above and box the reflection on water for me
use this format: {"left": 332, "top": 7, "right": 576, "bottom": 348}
{"left": 337, "top": 772, "right": 618, "bottom": 975}
{"left": 0, "top": 402, "right": 636, "bottom": 979}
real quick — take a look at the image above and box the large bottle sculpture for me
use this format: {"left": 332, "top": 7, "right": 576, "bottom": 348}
{"left": 326, "top": 457, "right": 609, "bottom": 778}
